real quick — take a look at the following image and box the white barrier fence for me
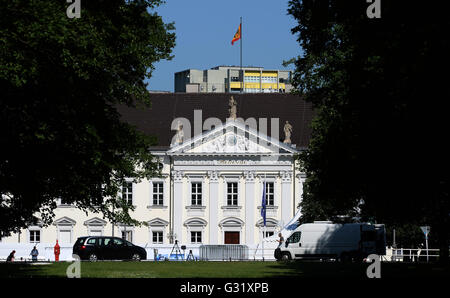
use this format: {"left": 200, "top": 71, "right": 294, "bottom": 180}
{"left": 384, "top": 247, "right": 441, "bottom": 262}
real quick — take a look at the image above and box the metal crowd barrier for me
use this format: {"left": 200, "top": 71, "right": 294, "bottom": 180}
{"left": 389, "top": 248, "right": 441, "bottom": 262}
{"left": 199, "top": 245, "right": 249, "bottom": 261}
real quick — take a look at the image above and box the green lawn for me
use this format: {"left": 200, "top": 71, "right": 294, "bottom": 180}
{"left": 0, "top": 261, "right": 449, "bottom": 279}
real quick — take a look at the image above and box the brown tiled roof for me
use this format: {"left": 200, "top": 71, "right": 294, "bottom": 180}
{"left": 118, "top": 93, "right": 314, "bottom": 148}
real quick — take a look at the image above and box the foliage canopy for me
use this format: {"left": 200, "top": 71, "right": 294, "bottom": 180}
{"left": 0, "top": 0, "right": 175, "bottom": 235}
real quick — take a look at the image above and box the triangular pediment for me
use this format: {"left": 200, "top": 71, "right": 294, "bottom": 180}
{"left": 84, "top": 217, "right": 107, "bottom": 226}
{"left": 53, "top": 216, "right": 76, "bottom": 226}
{"left": 168, "top": 120, "right": 299, "bottom": 155}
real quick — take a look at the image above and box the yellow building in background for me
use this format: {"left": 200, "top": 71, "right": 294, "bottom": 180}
{"left": 175, "top": 66, "right": 293, "bottom": 93}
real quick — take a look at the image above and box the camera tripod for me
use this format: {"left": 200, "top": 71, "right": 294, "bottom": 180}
{"left": 170, "top": 240, "right": 182, "bottom": 260}
{"left": 186, "top": 249, "right": 195, "bottom": 261}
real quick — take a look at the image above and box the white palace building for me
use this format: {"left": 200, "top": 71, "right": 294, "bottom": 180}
{"left": 0, "top": 93, "right": 312, "bottom": 260}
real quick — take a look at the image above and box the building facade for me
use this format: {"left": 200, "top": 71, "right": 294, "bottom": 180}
{"left": 1, "top": 120, "right": 304, "bottom": 249}
{"left": 1, "top": 93, "right": 314, "bottom": 261}
{"left": 174, "top": 66, "right": 293, "bottom": 94}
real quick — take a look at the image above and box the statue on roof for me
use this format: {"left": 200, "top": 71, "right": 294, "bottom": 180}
{"left": 228, "top": 96, "right": 237, "bottom": 120}
{"left": 283, "top": 120, "right": 293, "bottom": 144}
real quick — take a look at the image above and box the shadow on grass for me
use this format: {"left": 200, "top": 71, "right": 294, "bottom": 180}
{"left": 0, "top": 263, "right": 62, "bottom": 278}
{"left": 1, "top": 261, "right": 449, "bottom": 279}
{"left": 264, "top": 261, "right": 367, "bottom": 279}
{"left": 265, "top": 260, "right": 450, "bottom": 279}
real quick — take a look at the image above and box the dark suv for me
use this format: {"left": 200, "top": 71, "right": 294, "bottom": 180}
{"left": 73, "top": 236, "right": 147, "bottom": 261}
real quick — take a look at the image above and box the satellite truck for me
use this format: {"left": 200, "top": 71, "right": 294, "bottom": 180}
{"left": 274, "top": 221, "right": 386, "bottom": 261}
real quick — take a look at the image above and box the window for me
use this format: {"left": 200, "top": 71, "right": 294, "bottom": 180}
{"left": 114, "top": 238, "right": 125, "bottom": 246}
{"left": 121, "top": 230, "right": 133, "bottom": 243}
{"left": 101, "top": 238, "right": 113, "bottom": 246}
{"left": 287, "top": 232, "right": 301, "bottom": 243}
{"left": 60, "top": 198, "right": 71, "bottom": 205}
{"left": 122, "top": 182, "right": 133, "bottom": 205}
{"left": 86, "top": 238, "right": 97, "bottom": 245}
{"left": 191, "top": 183, "right": 202, "bottom": 206}
{"left": 152, "top": 231, "right": 163, "bottom": 244}
{"left": 265, "top": 182, "right": 274, "bottom": 206}
{"left": 191, "top": 231, "right": 202, "bottom": 244}
{"left": 75, "top": 237, "right": 87, "bottom": 246}
{"left": 29, "top": 230, "right": 40, "bottom": 243}
{"left": 264, "top": 231, "right": 274, "bottom": 238}
{"left": 227, "top": 182, "right": 238, "bottom": 206}
{"left": 153, "top": 182, "right": 164, "bottom": 205}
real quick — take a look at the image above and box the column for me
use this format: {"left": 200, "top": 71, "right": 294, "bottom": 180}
{"left": 244, "top": 171, "right": 256, "bottom": 245}
{"left": 208, "top": 171, "right": 219, "bottom": 244}
{"left": 281, "top": 171, "right": 293, "bottom": 225}
{"left": 295, "top": 172, "right": 306, "bottom": 217}
{"left": 173, "top": 170, "right": 184, "bottom": 243}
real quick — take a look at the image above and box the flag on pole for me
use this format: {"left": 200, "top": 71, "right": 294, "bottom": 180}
{"left": 261, "top": 181, "right": 266, "bottom": 227}
{"left": 231, "top": 24, "right": 241, "bottom": 45}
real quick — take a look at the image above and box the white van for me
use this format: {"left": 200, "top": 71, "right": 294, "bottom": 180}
{"left": 275, "top": 221, "right": 386, "bottom": 261}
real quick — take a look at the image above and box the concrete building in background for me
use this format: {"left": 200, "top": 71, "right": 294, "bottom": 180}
{"left": 175, "top": 66, "right": 293, "bottom": 94}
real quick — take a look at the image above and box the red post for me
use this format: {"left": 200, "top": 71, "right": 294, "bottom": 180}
{"left": 54, "top": 240, "right": 60, "bottom": 262}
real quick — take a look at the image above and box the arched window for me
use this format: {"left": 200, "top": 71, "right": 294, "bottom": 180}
{"left": 184, "top": 218, "right": 207, "bottom": 244}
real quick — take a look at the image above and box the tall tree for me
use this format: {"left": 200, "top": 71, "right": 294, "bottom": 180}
{"left": 288, "top": 0, "right": 449, "bottom": 262}
{"left": 0, "top": 0, "right": 175, "bottom": 235}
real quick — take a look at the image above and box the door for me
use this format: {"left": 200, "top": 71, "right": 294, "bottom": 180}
{"left": 224, "top": 232, "right": 240, "bottom": 244}
{"left": 361, "top": 229, "right": 377, "bottom": 255}
{"left": 286, "top": 231, "right": 302, "bottom": 258}
{"left": 112, "top": 237, "right": 128, "bottom": 260}
{"left": 99, "top": 237, "right": 115, "bottom": 260}
{"left": 59, "top": 230, "right": 72, "bottom": 244}
{"left": 90, "top": 230, "right": 102, "bottom": 237}
{"left": 121, "top": 230, "right": 133, "bottom": 243}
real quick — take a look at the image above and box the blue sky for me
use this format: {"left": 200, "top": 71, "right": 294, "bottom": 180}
{"left": 146, "top": 0, "right": 302, "bottom": 92}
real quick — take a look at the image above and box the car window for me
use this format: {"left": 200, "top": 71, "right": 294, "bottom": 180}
{"left": 102, "top": 238, "right": 114, "bottom": 246}
{"left": 75, "top": 238, "right": 87, "bottom": 246}
{"left": 114, "top": 238, "right": 124, "bottom": 246}
{"left": 125, "top": 240, "right": 133, "bottom": 247}
{"left": 86, "top": 238, "right": 97, "bottom": 245}
{"left": 287, "top": 232, "right": 301, "bottom": 243}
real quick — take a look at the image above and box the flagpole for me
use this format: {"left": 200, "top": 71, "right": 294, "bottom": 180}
{"left": 240, "top": 16, "right": 243, "bottom": 93}
{"left": 262, "top": 173, "right": 266, "bottom": 261}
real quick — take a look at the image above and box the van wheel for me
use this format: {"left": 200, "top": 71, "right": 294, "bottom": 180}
{"left": 281, "top": 252, "right": 291, "bottom": 261}
{"left": 89, "top": 254, "right": 98, "bottom": 262}
{"left": 132, "top": 254, "right": 141, "bottom": 261}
